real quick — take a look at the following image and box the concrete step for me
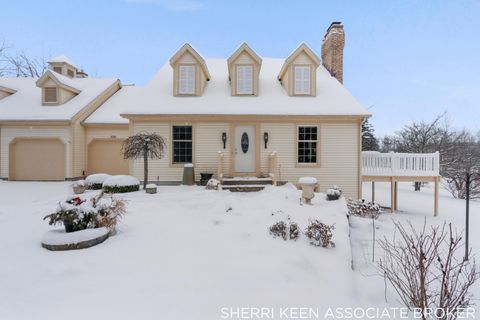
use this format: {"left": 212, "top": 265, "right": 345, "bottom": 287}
{"left": 221, "top": 185, "right": 267, "bottom": 192}
{"left": 221, "top": 177, "right": 273, "bottom": 186}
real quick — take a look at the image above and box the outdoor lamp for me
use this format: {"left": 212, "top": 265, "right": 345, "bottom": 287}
{"left": 222, "top": 132, "right": 227, "bottom": 149}
{"left": 264, "top": 132, "right": 269, "bottom": 149}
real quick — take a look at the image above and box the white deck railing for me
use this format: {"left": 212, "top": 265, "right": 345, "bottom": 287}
{"left": 362, "top": 151, "right": 440, "bottom": 177}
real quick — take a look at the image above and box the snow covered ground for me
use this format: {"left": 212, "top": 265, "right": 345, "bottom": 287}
{"left": 0, "top": 181, "right": 478, "bottom": 319}
{"left": 0, "top": 182, "right": 353, "bottom": 320}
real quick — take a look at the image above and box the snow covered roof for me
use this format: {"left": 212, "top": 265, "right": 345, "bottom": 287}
{"left": 0, "top": 76, "right": 118, "bottom": 122}
{"left": 36, "top": 70, "right": 81, "bottom": 93}
{"left": 48, "top": 55, "right": 76, "bottom": 67}
{"left": 85, "top": 58, "right": 370, "bottom": 124}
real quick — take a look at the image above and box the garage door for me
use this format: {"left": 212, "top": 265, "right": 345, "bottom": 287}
{"left": 10, "top": 138, "right": 65, "bottom": 181}
{"left": 88, "top": 139, "right": 129, "bottom": 175}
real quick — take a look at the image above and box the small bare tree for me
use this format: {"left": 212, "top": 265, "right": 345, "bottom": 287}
{"left": 0, "top": 42, "right": 47, "bottom": 77}
{"left": 122, "top": 132, "right": 166, "bottom": 189}
{"left": 378, "top": 221, "right": 478, "bottom": 319}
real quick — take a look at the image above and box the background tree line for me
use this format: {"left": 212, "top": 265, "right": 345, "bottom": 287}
{"left": 362, "top": 114, "right": 480, "bottom": 199}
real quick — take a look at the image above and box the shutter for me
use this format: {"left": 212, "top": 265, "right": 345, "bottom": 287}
{"left": 44, "top": 87, "right": 57, "bottom": 103}
{"left": 294, "top": 66, "right": 311, "bottom": 95}
{"left": 236, "top": 65, "right": 253, "bottom": 94}
{"left": 179, "top": 65, "right": 196, "bottom": 94}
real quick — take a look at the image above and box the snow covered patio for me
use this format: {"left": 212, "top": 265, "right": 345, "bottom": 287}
{"left": 0, "top": 181, "right": 354, "bottom": 320}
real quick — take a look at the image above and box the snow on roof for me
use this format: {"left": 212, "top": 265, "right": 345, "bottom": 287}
{"left": 0, "top": 76, "right": 118, "bottom": 122}
{"left": 37, "top": 70, "right": 81, "bottom": 93}
{"left": 86, "top": 58, "right": 369, "bottom": 124}
{"left": 48, "top": 55, "right": 76, "bottom": 67}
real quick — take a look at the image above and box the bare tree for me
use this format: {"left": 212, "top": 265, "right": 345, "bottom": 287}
{"left": 378, "top": 221, "right": 478, "bottom": 319}
{"left": 122, "top": 132, "right": 166, "bottom": 189}
{"left": 0, "top": 42, "right": 47, "bottom": 77}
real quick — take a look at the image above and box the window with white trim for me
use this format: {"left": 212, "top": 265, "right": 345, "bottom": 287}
{"left": 173, "top": 126, "right": 193, "bottom": 163}
{"left": 178, "top": 65, "right": 196, "bottom": 95}
{"left": 294, "top": 65, "right": 311, "bottom": 95}
{"left": 44, "top": 87, "right": 57, "bottom": 103}
{"left": 236, "top": 65, "right": 253, "bottom": 95}
{"left": 298, "top": 126, "right": 317, "bottom": 164}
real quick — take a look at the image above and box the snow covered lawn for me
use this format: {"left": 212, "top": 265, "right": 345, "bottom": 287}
{"left": 0, "top": 182, "right": 353, "bottom": 320}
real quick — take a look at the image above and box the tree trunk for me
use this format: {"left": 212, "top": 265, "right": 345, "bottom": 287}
{"left": 143, "top": 146, "right": 148, "bottom": 190}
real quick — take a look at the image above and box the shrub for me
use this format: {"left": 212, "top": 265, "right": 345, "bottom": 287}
{"left": 347, "top": 199, "right": 382, "bottom": 219}
{"left": 43, "top": 192, "right": 126, "bottom": 232}
{"left": 102, "top": 175, "right": 140, "bottom": 193}
{"left": 326, "top": 185, "right": 342, "bottom": 201}
{"left": 304, "top": 219, "right": 335, "bottom": 248}
{"left": 85, "top": 173, "right": 111, "bottom": 190}
{"left": 269, "top": 219, "right": 300, "bottom": 241}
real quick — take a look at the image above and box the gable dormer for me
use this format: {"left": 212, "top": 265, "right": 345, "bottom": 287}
{"left": 0, "top": 86, "right": 17, "bottom": 101}
{"left": 277, "top": 43, "right": 320, "bottom": 97}
{"left": 48, "top": 55, "right": 77, "bottom": 78}
{"left": 36, "top": 70, "right": 81, "bottom": 106}
{"left": 227, "top": 43, "right": 262, "bottom": 96}
{"left": 169, "top": 44, "right": 210, "bottom": 97}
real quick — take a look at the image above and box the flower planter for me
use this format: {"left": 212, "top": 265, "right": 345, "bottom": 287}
{"left": 200, "top": 173, "right": 214, "bottom": 186}
{"left": 73, "top": 185, "right": 86, "bottom": 194}
{"left": 298, "top": 177, "right": 318, "bottom": 204}
{"left": 145, "top": 185, "right": 157, "bottom": 194}
{"left": 326, "top": 194, "right": 341, "bottom": 201}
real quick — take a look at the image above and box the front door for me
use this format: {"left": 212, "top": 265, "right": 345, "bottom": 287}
{"left": 235, "top": 125, "right": 256, "bottom": 173}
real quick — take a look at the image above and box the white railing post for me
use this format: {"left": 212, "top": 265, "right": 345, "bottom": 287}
{"left": 268, "top": 151, "right": 278, "bottom": 186}
{"left": 217, "top": 151, "right": 224, "bottom": 180}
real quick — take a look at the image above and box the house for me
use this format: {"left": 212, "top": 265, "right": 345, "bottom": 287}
{"left": 0, "top": 56, "right": 123, "bottom": 180}
{"left": 86, "top": 22, "right": 370, "bottom": 198}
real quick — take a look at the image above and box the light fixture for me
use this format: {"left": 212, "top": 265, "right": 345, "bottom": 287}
{"left": 264, "top": 132, "right": 269, "bottom": 149}
{"left": 222, "top": 132, "right": 227, "bottom": 149}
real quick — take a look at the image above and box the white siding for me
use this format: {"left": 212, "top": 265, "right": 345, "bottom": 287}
{"left": 260, "top": 122, "right": 360, "bottom": 198}
{"left": 0, "top": 126, "right": 72, "bottom": 178}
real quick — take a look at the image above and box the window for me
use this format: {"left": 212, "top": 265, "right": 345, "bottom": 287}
{"left": 294, "top": 65, "right": 311, "bottom": 95}
{"left": 298, "top": 126, "right": 317, "bottom": 164}
{"left": 67, "top": 69, "right": 75, "bottom": 77}
{"left": 53, "top": 66, "right": 62, "bottom": 74}
{"left": 173, "top": 126, "right": 193, "bottom": 163}
{"left": 236, "top": 65, "right": 253, "bottom": 95}
{"left": 178, "top": 65, "right": 196, "bottom": 94}
{"left": 44, "top": 87, "right": 57, "bottom": 103}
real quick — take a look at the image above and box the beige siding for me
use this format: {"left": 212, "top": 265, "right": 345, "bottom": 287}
{"left": 132, "top": 122, "right": 230, "bottom": 183}
{"left": 0, "top": 126, "right": 72, "bottom": 179}
{"left": 58, "top": 87, "right": 76, "bottom": 104}
{"left": 236, "top": 52, "right": 255, "bottom": 64}
{"left": 85, "top": 126, "right": 129, "bottom": 145}
{"left": 260, "top": 122, "right": 360, "bottom": 198}
{"left": 0, "top": 91, "right": 12, "bottom": 100}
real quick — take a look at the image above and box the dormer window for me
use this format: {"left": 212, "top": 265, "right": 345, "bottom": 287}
{"left": 294, "top": 65, "right": 311, "bottom": 95}
{"left": 67, "top": 69, "right": 75, "bottom": 78}
{"left": 178, "top": 65, "right": 196, "bottom": 95}
{"left": 44, "top": 87, "right": 57, "bottom": 103}
{"left": 53, "top": 66, "right": 62, "bottom": 74}
{"left": 236, "top": 65, "right": 254, "bottom": 95}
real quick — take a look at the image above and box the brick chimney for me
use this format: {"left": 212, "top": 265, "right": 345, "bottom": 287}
{"left": 321, "top": 22, "right": 345, "bottom": 83}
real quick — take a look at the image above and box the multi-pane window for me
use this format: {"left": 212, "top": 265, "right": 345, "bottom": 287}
{"left": 236, "top": 65, "right": 253, "bottom": 95}
{"left": 173, "top": 126, "right": 193, "bottom": 163}
{"left": 294, "top": 65, "right": 311, "bottom": 95}
{"left": 44, "top": 87, "right": 57, "bottom": 103}
{"left": 298, "top": 126, "right": 317, "bottom": 164}
{"left": 178, "top": 65, "right": 196, "bottom": 94}
{"left": 53, "top": 66, "right": 62, "bottom": 74}
{"left": 67, "top": 69, "right": 75, "bottom": 77}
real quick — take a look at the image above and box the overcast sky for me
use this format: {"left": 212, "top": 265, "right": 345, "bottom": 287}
{"left": 1, "top": 0, "right": 479, "bottom": 136}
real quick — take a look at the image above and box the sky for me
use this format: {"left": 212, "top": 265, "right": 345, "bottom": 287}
{"left": 0, "top": 0, "right": 479, "bottom": 136}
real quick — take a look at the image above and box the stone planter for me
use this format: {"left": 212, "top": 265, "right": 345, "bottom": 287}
{"left": 298, "top": 177, "right": 318, "bottom": 204}
{"left": 73, "top": 185, "right": 86, "bottom": 194}
{"left": 183, "top": 164, "right": 195, "bottom": 186}
{"left": 41, "top": 227, "right": 110, "bottom": 251}
{"left": 145, "top": 184, "right": 157, "bottom": 194}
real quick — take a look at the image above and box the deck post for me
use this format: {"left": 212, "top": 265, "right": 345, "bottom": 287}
{"left": 394, "top": 181, "right": 398, "bottom": 211}
{"left": 390, "top": 177, "right": 396, "bottom": 213}
{"left": 371, "top": 181, "right": 375, "bottom": 203}
{"left": 434, "top": 176, "right": 439, "bottom": 216}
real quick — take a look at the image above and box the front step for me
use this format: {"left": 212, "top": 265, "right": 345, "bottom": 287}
{"left": 221, "top": 177, "right": 273, "bottom": 192}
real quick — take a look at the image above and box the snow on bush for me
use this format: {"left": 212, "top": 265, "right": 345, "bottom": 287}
{"left": 85, "top": 173, "right": 111, "bottom": 190}
{"left": 72, "top": 179, "right": 86, "bottom": 187}
{"left": 103, "top": 175, "right": 140, "bottom": 193}
{"left": 206, "top": 178, "right": 220, "bottom": 190}
{"left": 43, "top": 193, "right": 126, "bottom": 232}
{"left": 326, "top": 185, "right": 342, "bottom": 201}
{"left": 304, "top": 219, "right": 335, "bottom": 248}
{"left": 145, "top": 184, "right": 157, "bottom": 189}
{"left": 347, "top": 199, "right": 382, "bottom": 219}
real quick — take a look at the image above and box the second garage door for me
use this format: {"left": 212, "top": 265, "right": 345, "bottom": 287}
{"left": 10, "top": 138, "right": 66, "bottom": 181}
{"left": 87, "top": 139, "right": 129, "bottom": 175}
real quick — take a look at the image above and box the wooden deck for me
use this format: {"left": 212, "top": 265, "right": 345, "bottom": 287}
{"left": 361, "top": 151, "right": 440, "bottom": 216}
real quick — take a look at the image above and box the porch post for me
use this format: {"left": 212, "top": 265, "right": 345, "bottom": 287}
{"left": 371, "top": 181, "right": 375, "bottom": 203}
{"left": 434, "top": 176, "right": 439, "bottom": 216}
{"left": 394, "top": 181, "right": 398, "bottom": 211}
{"left": 390, "top": 177, "right": 395, "bottom": 213}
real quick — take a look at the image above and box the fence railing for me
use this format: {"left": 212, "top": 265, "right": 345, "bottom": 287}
{"left": 362, "top": 151, "right": 440, "bottom": 177}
